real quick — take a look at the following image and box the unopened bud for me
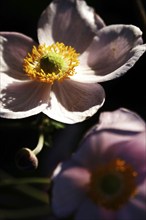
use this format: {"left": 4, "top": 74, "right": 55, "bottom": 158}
{"left": 15, "top": 133, "right": 44, "bottom": 171}
{"left": 15, "top": 148, "right": 38, "bottom": 171}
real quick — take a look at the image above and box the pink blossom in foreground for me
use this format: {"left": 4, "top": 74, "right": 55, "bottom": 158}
{"left": 0, "top": 0, "right": 146, "bottom": 124}
{"left": 52, "top": 108, "right": 146, "bottom": 220}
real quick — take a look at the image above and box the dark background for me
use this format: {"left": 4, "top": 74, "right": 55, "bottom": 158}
{"left": 0, "top": 0, "right": 146, "bottom": 219}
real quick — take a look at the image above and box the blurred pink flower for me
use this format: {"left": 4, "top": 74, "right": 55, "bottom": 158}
{"left": 0, "top": 0, "right": 146, "bottom": 123}
{"left": 52, "top": 108, "right": 146, "bottom": 220}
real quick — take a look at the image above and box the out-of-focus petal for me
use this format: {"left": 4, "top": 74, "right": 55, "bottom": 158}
{"left": 97, "top": 108, "right": 146, "bottom": 132}
{"left": 52, "top": 161, "right": 90, "bottom": 218}
{"left": 74, "top": 109, "right": 146, "bottom": 170}
{"left": 0, "top": 32, "right": 37, "bottom": 80}
{"left": 71, "top": 25, "right": 146, "bottom": 83}
{"left": 37, "top": 0, "right": 105, "bottom": 53}
{"left": 43, "top": 79, "right": 105, "bottom": 124}
{"left": 75, "top": 198, "right": 116, "bottom": 220}
{"left": 75, "top": 199, "right": 100, "bottom": 220}
{"left": 0, "top": 79, "right": 50, "bottom": 118}
{"left": 129, "top": 181, "right": 146, "bottom": 211}
{"left": 94, "top": 132, "right": 146, "bottom": 183}
{"left": 117, "top": 181, "right": 146, "bottom": 220}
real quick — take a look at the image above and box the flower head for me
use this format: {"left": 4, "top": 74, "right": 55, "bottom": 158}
{"left": 52, "top": 108, "right": 146, "bottom": 220}
{"left": 0, "top": 0, "right": 146, "bottom": 123}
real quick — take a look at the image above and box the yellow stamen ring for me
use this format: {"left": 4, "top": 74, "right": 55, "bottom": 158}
{"left": 88, "top": 159, "right": 138, "bottom": 210}
{"left": 23, "top": 42, "right": 79, "bottom": 84}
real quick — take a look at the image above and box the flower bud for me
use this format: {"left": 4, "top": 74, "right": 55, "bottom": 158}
{"left": 15, "top": 148, "right": 38, "bottom": 171}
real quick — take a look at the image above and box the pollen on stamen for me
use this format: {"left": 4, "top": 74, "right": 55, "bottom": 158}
{"left": 23, "top": 42, "right": 80, "bottom": 84}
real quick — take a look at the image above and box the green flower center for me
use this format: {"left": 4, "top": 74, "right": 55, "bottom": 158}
{"left": 40, "top": 53, "right": 68, "bottom": 74}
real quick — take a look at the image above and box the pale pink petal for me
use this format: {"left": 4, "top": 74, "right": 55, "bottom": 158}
{"left": 52, "top": 162, "right": 90, "bottom": 218}
{"left": 71, "top": 25, "right": 146, "bottom": 83}
{"left": 74, "top": 130, "right": 146, "bottom": 173}
{"left": 117, "top": 182, "right": 146, "bottom": 220}
{"left": 97, "top": 132, "right": 146, "bottom": 183}
{"left": 43, "top": 79, "right": 105, "bottom": 124}
{"left": 75, "top": 182, "right": 146, "bottom": 220}
{"left": 74, "top": 109, "right": 146, "bottom": 171}
{"left": 117, "top": 206, "right": 145, "bottom": 220}
{"left": 97, "top": 108, "right": 146, "bottom": 132}
{"left": 0, "top": 32, "right": 37, "bottom": 80}
{"left": 0, "top": 80, "right": 50, "bottom": 118}
{"left": 75, "top": 199, "right": 100, "bottom": 220}
{"left": 129, "top": 181, "right": 146, "bottom": 211}
{"left": 75, "top": 198, "right": 116, "bottom": 220}
{"left": 37, "top": 0, "right": 105, "bottom": 53}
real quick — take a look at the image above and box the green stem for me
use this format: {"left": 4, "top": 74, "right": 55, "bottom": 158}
{"left": 0, "top": 177, "right": 50, "bottom": 187}
{"left": 33, "top": 133, "right": 44, "bottom": 155}
{"left": 0, "top": 170, "right": 49, "bottom": 204}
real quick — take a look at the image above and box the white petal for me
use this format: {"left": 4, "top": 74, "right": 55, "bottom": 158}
{"left": 37, "top": 0, "right": 105, "bottom": 53}
{"left": 72, "top": 25, "right": 146, "bottom": 83}
{"left": 0, "top": 79, "right": 50, "bottom": 119}
{"left": 43, "top": 79, "right": 105, "bottom": 124}
{"left": 0, "top": 32, "right": 37, "bottom": 80}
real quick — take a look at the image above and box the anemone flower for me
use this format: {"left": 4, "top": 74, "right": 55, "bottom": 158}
{"left": 52, "top": 108, "right": 146, "bottom": 220}
{"left": 0, "top": 0, "right": 146, "bottom": 124}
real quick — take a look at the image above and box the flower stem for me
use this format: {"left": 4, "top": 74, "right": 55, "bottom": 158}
{"left": 33, "top": 133, "right": 44, "bottom": 155}
{"left": 0, "top": 177, "right": 50, "bottom": 187}
{"left": 0, "top": 170, "right": 49, "bottom": 204}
